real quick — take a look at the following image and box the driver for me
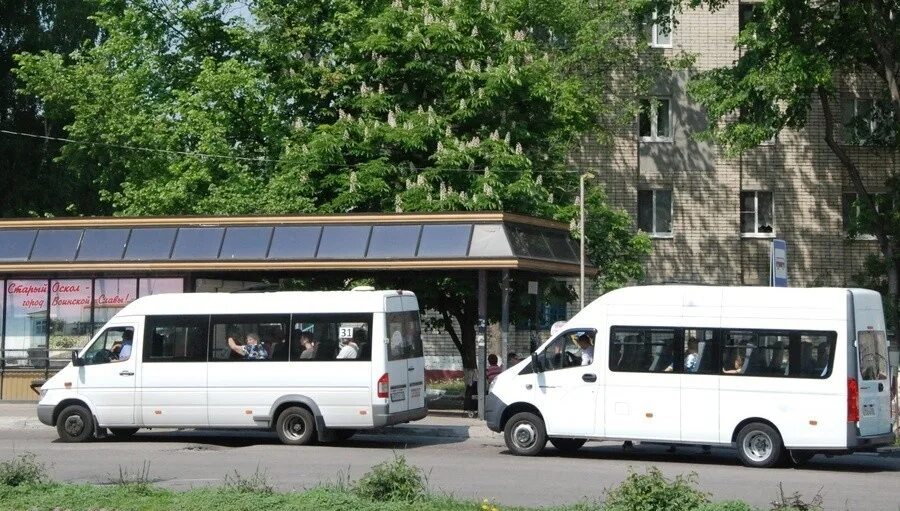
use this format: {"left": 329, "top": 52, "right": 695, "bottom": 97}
{"left": 116, "top": 330, "right": 134, "bottom": 361}
{"left": 576, "top": 333, "right": 594, "bottom": 366}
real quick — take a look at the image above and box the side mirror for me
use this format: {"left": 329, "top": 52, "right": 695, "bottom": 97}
{"left": 71, "top": 350, "right": 85, "bottom": 367}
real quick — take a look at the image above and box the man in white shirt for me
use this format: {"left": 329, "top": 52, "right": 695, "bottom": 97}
{"left": 577, "top": 334, "right": 594, "bottom": 366}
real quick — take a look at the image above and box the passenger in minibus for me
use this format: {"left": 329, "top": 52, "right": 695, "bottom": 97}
{"left": 228, "top": 333, "right": 269, "bottom": 360}
{"left": 298, "top": 333, "right": 318, "bottom": 359}
{"left": 664, "top": 337, "right": 699, "bottom": 373}
{"left": 723, "top": 353, "right": 744, "bottom": 374}
{"left": 336, "top": 334, "right": 359, "bottom": 359}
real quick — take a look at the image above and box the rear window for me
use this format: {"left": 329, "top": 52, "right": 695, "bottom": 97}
{"left": 858, "top": 330, "right": 889, "bottom": 381}
{"left": 386, "top": 311, "right": 424, "bottom": 361}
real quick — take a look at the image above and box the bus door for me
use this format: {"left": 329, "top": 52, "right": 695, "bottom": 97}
{"left": 855, "top": 327, "right": 892, "bottom": 437}
{"left": 385, "top": 301, "right": 410, "bottom": 414}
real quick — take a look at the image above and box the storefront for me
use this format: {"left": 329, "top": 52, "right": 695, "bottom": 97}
{"left": 0, "top": 212, "right": 592, "bottom": 402}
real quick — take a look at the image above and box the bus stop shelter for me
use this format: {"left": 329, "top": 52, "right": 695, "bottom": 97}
{"left": 0, "top": 212, "right": 595, "bottom": 415}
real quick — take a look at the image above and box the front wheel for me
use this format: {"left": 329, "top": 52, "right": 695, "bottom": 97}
{"left": 275, "top": 406, "right": 316, "bottom": 446}
{"left": 549, "top": 437, "right": 586, "bottom": 454}
{"left": 504, "top": 412, "right": 547, "bottom": 456}
{"left": 736, "top": 422, "right": 784, "bottom": 468}
{"left": 56, "top": 405, "right": 94, "bottom": 443}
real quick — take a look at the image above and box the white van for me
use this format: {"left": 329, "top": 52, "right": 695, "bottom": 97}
{"left": 485, "top": 286, "right": 895, "bottom": 467}
{"left": 37, "top": 290, "right": 427, "bottom": 444}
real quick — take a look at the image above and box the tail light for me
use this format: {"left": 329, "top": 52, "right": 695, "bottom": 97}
{"left": 377, "top": 373, "right": 389, "bottom": 399}
{"left": 847, "top": 377, "right": 859, "bottom": 423}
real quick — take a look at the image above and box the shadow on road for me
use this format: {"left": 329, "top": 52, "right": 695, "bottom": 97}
{"left": 68, "top": 429, "right": 468, "bottom": 449}
{"left": 497, "top": 443, "right": 900, "bottom": 473}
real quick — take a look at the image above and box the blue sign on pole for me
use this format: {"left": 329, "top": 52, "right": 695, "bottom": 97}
{"left": 771, "top": 239, "right": 788, "bottom": 287}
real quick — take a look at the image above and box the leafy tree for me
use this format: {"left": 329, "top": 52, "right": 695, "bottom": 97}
{"left": 0, "top": 0, "right": 101, "bottom": 216}
{"left": 15, "top": 0, "right": 656, "bottom": 372}
{"left": 656, "top": 0, "right": 900, "bottom": 339}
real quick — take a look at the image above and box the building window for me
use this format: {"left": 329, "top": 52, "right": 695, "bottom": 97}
{"left": 740, "top": 191, "right": 774, "bottom": 235}
{"left": 738, "top": 4, "right": 757, "bottom": 32}
{"left": 638, "top": 189, "right": 673, "bottom": 236}
{"left": 639, "top": 98, "right": 672, "bottom": 141}
{"left": 650, "top": 10, "right": 673, "bottom": 48}
{"left": 842, "top": 192, "right": 893, "bottom": 237}
{"left": 849, "top": 98, "right": 896, "bottom": 146}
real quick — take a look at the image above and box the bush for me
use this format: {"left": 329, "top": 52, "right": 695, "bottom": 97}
{"left": 354, "top": 453, "right": 426, "bottom": 503}
{"left": 697, "top": 502, "right": 758, "bottom": 511}
{"left": 0, "top": 453, "right": 47, "bottom": 487}
{"left": 222, "top": 466, "right": 274, "bottom": 494}
{"left": 603, "top": 467, "right": 710, "bottom": 511}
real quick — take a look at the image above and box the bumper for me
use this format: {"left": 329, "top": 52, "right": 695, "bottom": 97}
{"left": 37, "top": 404, "right": 54, "bottom": 426}
{"left": 484, "top": 393, "right": 506, "bottom": 432}
{"left": 846, "top": 423, "right": 895, "bottom": 451}
{"left": 373, "top": 405, "right": 428, "bottom": 428}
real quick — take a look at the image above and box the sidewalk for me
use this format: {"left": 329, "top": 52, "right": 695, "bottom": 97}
{"left": 0, "top": 402, "right": 497, "bottom": 440}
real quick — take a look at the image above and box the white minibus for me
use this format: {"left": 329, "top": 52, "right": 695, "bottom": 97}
{"left": 37, "top": 289, "right": 427, "bottom": 444}
{"left": 485, "top": 286, "right": 894, "bottom": 468}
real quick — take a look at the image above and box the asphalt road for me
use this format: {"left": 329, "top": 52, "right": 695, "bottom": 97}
{"left": 1, "top": 427, "right": 898, "bottom": 510}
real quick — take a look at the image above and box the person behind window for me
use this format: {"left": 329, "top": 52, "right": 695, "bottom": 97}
{"left": 336, "top": 332, "right": 359, "bottom": 359}
{"left": 298, "top": 332, "right": 318, "bottom": 359}
{"left": 228, "top": 332, "right": 268, "bottom": 360}
{"left": 576, "top": 333, "right": 594, "bottom": 366}
{"left": 486, "top": 353, "right": 502, "bottom": 382}
{"left": 506, "top": 352, "right": 520, "bottom": 368}
{"left": 684, "top": 337, "right": 699, "bottom": 373}
{"left": 117, "top": 330, "right": 134, "bottom": 361}
{"left": 723, "top": 352, "right": 744, "bottom": 374}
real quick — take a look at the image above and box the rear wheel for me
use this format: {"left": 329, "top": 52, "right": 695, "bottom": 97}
{"left": 736, "top": 422, "right": 784, "bottom": 468}
{"left": 549, "top": 437, "right": 586, "bottom": 454}
{"left": 108, "top": 427, "right": 139, "bottom": 438}
{"left": 56, "top": 405, "right": 94, "bottom": 443}
{"left": 275, "top": 406, "right": 316, "bottom": 446}
{"left": 504, "top": 412, "right": 547, "bottom": 456}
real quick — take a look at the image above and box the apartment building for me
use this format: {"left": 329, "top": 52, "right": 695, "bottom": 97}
{"left": 573, "top": 2, "right": 898, "bottom": 289}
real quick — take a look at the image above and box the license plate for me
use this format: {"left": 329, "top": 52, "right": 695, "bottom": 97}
{"left": 410, "top": 387, "right": 421, "bottom": 399}
{"left": 390, "top": 387, "right": 406, "bottom": 402}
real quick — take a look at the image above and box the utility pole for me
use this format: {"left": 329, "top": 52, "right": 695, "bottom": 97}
{"left": 579, "top": 172, "right": 586, "bottom": 310}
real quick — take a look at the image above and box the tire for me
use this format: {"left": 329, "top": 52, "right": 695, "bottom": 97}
{"left": 275, "top": 406, "right": 316, "bottom": 446}
{"left": 504, "top": 412, "right": 547, "bottom": 456}
{"left": 56, "top": 405, "right": 94, "bottom": 443}
{"left": 109, "top": 427, "right": 139, "bottom": 438}
{"left": 549, "top": 437, "right": 586, "bottom": 454}
{"left": 736, "top": 422, "right": 784, "bottom": 468}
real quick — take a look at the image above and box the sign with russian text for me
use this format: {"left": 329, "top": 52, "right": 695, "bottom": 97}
{"left": 771, "top": 239, "right": 788, "bottom": 287}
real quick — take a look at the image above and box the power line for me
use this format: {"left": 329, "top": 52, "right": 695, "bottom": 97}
{"left": 0, "top": 129, "right": 584, "bottom": 175}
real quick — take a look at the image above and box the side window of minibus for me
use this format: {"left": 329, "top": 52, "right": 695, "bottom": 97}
{"left": 82, "top": 327, "right": 132, "bottom": 366}
{"left": 289, "top": 314, "right": 373, "bottom": 362}
{"left": 208, "top": 315, "right": 289, "bottom": 362}
{"left": 609, "top": 327, "right": 676, "bottom": 373}
{"left": 143, "top": 316, "right": 208, "bottom": 363}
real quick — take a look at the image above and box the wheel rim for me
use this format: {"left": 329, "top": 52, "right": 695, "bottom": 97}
{"left": 282, "top": 414, "right": 307, "bottom": 441}
{"left": 743, "top": 431, "right": 773, "bottom": 462}
{"left": 512, "top": 421, "right": 536, "bottom": 449}
{"left": 64, "top": 415, "right": 84, "bottom": 437}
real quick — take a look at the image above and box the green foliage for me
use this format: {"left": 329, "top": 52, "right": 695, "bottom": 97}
{"left": 0, "top": 453, "right": 47, "bottom": 487}
{"left": 354, "top": 453, "right": 427, "bottom": 503}
{"left": 603, "top": 467, "right": 710, "bottom": 511}
{"left": 0, "top": 0, "right": 102, "bottom": 217}
{"left": 13, "top": 0, "right": 657, "bottom": 367}
{"left": 768, "top": 484, "right": 823, "bottom": 511}
{"left": 696, "top": 502, "right": 758, "bottom": 511}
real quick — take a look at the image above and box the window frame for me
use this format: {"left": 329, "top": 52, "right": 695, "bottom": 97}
{"left": 81, "top": 326, "right": 134, "bottom": 366}
{"left": 608, "top": 326, "right": 680, "bottom": 374}
{"left": 639, "top": 98, "right": 673, "bottom": 142}
{"left": 740, "top": 190, "right": 776, "bottom": 237}
{"left": 143, "top": 315, "right": 210, "bottom": 363}
{"left": 637, "top": 189, "right": 674, "bottom": 238}
{"left": 851, "top": 97, "right": 896, "bottom": 146}
{"left": 288, "top": 313, "right": 374, "bottom": 362}
{"left": 525, "top": 328, "right": 597, "bottom": 374}
{"left": 650, "top": 9, "right": 673, "bottom": 48}
{"left": 208, "top": 314, "right": 291, "bottom": 362}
